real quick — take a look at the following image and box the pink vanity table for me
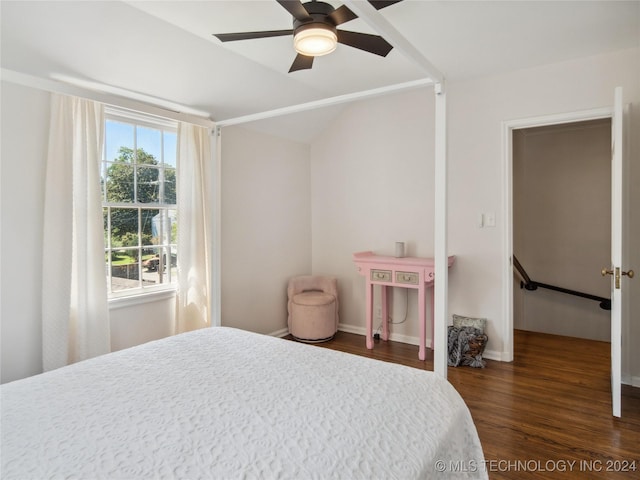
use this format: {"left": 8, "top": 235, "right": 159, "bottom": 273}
{"left": 353, "top": 251, "right": 455, "bottom": 360}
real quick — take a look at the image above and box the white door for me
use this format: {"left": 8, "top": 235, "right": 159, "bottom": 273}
{"left": 605, "top": 86, "right": 631, "bottom": 418}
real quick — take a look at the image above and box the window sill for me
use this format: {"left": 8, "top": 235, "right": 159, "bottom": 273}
{"left": 108, "top": 288, "right": 177, "bottom": 310}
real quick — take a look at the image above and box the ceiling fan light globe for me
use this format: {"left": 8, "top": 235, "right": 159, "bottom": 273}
{"left": 294, "top": 27, "right": 337, "bottom": 56}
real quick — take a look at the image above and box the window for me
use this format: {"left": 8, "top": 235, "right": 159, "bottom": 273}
{"left": 102, "top": 108, "right": 178, "bottom": 296}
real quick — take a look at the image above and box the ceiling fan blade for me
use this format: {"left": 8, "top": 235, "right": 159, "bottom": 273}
{"left": 368, "top": 0, "right": 404, "bottom": 9}
{"left": 289, "top": 53, "right": 314, "bottom": 73}
{"left": 276, "top": 0, "right": 312, "bottom": 22}
{"left": 213, "top": 30, "right": 294, "bottom": 42}
{"left": 336, "top": 30, "right": 393, "bottom": 57}
{"left": 327, "top": 5, "right": 358, "bottom": 26}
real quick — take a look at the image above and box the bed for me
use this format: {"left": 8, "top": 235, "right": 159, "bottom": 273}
{"left": 1, "top": 327, "right": 487, "bottom": 479}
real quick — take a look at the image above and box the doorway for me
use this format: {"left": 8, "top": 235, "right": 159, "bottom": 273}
{"left": 501, "top": 107, "right": 614, "bottom": 362}
{"left": 512, "top": 118, "right": 612, "bottom": 342}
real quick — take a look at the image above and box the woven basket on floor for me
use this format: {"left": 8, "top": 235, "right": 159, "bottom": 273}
{"left": 465, "top": 334, "right": 488, "bottom": 359}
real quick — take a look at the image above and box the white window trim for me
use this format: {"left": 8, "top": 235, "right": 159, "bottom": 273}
{"left": 105, "top": 107, "right": 179, "bottom": 131}
{"left": 108, "top": 288, "right": 177, "bottom": 310}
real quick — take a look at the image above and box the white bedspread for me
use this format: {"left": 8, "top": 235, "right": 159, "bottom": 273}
{"left": 2, "top": 327, "right": 487, "bottom": 479}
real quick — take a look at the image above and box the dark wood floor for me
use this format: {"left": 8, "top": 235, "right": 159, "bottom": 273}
{"left": 292, "top": 330, "right": 640, "bottom": 479}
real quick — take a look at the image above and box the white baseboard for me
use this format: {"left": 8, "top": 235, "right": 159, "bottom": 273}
{"left": 622, "top": 374, "right": 640, "bottom": 388}
{"left": 337, "top": 323, "right": 434, "bottom": 349}
{"left": 339, "top": 323, "right": 506, "bottom": 360}
{"left": 335, "top": 323, "right": 363, "bottom": 336}
{"left": 268, "top": 327, "right": 289, "bottom": 338}
{"left": 481, "top": 349, "right": 502, "bottom": 361}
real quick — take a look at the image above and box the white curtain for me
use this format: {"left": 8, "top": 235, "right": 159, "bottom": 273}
{"left": 175, "top": 122, "right": 213, "bottom": 333}
{"left": 42, "top": 94, "right": 110, "bottom": 371}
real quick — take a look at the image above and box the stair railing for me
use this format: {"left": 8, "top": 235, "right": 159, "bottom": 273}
{"left": 513, "top": 255, "right": 611, "bottom": 311}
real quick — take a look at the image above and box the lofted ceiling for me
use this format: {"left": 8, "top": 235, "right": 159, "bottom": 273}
{"left": 1, "top": 1, "right": 638, "bottom": 142}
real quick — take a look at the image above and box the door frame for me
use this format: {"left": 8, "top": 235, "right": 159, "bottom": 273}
{"left": 501, "top": 107, "right": 613, "bottom": 362}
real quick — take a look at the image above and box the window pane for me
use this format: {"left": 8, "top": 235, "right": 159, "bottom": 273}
{"left": 100, "top": 165, "right": 106, "bottom": 201}
{"left": 105, "top": 121, "right": 134, "bottom": 162}
{"left": 141, "top": 247, "right": 169, "bottom": 286}
{"left": 163, "top": 245, "right": 176, "bottom": 285}
{"left": 163, "top": 131, "right": 177, "bottom": 167}
{"left": 150, "top": 210, "right": 172, "bottom": 245}
{"left": 137, "top": 126, "right": 162, "bottom": 162}
{"left": 168, "top": 234, "right": 177, "bottom": 284}
{"left": 110, "top": 247, "right": 141, "bottom": 292}
{"left": 103, "top": 112, "right": 179, "bottom": 296}
{"left": 136, "top": 166, "right": 159, "bottom": 203}
{"left": 169, "top": 209, "right": 177, "bottom": 244}
{"left": 142, "top": 247, "right": 160, "bottom": 274}
{"left": 105, "top": 161, "right": 134, "bottom": 203}
{"left": 103, "top": 207, "right": 110, "bottom": 247}
{"left": 141, "top": 209, "right": 159, "bottom": 245}
{"left": 164, "top": 168, "right": 176, "bottom": 204}
{"left": 110, "top": 208, "right": 138, "bottom": 248}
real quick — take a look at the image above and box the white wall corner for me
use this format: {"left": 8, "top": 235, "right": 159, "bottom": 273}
{"left": 482, "top": 349, "right": 505, "bottom": 362}
{"left": 268, "top": 327, "right": 290, "bottom": 338}
{"left": 621, "top": 374, "right": 640, "bottom": 388}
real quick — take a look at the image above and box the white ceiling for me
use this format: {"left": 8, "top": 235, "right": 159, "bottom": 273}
{"left": 1, "top": 1, "right": 638, "bottom": 142}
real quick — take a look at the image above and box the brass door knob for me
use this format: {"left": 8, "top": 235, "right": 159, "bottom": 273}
{"left": 600, "top": 267, "right": 635, "bottom": 288}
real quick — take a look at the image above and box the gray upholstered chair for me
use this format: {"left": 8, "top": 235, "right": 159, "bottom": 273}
{"left": 287, "top": 275, "right": 338, "bottom": 343}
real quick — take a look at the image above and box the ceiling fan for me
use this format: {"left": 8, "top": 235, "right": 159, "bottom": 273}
{"left": 213, "top": 0, "right": 403, "bottom": 73}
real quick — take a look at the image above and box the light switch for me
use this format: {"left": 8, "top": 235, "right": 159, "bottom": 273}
{"left": 485, "top": 212, "right": 496, "bottom": 227}
{"left": 477, "top": 213, "right": 484, "bottom": 228}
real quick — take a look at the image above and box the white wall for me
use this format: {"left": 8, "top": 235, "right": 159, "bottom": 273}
{"left": 446, "top": 47, "right": 639, "bottom": 377}
{"left": 0, "top": 81, "right": 177, "bottom": 383}
{"left": 109, "top": 294, "right": 175, "bottom": 352}
{"left": 220, "top": 126, "right": 311, "bottom": 335}
{"left": 310, "top": 89, "right": 435, "bottom": 344}
{"left": 1, "top": 81, "right": 49, "bottom": 383}
{"left": 309, "top": 47, "right": 639, "bottom": 381}
{"left": 3, "top": 46, "right": 639, "bottom": 385}
{"left": 0, "top": 81, "right": 311, "bottom": 383}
